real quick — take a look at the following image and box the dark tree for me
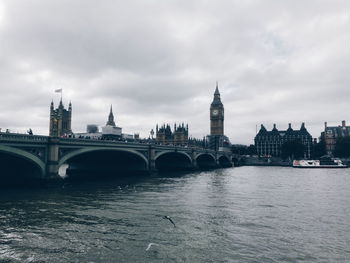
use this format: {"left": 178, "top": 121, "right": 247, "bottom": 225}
{"left": 313, "top": 139, "right": 326, "bottom": 158}
{"left": 281, "top": 139, "right": 305, "bottom": 160}
{"left": 334, "top": 136, "right": 350, "bottom": 157}
{"left": 231, "top": 145, "right": 247, "bottom": 155}
{"left": 246, "top": 144, "right": 257, "bottom": 155}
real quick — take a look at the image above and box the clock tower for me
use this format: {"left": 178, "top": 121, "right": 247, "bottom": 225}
{"left": 210, "top": 83, "right": 224, "bottom": 136}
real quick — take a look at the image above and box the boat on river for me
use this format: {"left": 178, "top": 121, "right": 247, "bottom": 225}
{"left": 293, "top": 157, "right": 348, "bottom": 168}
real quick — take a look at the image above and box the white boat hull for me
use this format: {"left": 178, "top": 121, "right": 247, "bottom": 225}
{"left": 293, "top": 160, "right": 348, "bottom": 168}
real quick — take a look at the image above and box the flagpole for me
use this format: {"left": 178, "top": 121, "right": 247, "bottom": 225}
{"left": 54, "top": 88, "right": 63, "bottom": 102}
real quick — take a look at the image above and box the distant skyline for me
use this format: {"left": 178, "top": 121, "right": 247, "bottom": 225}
{"left": 1, "top": 0, "right": 350, "bottom": 144}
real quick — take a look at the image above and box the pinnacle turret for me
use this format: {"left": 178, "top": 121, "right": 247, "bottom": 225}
{"left": 211, "top": 82, "right": 222, "bottom": 106}
{"left": 214, "top": 81, "right": 220, "bottom": 95}
{"left": 106, "top": 105, "right": 116, "bottom": 126}
{"left": 59, "top": 98, "right": 64, "bottom": 109}
{"left": 49, "top": 99, "right": 72, "bottom": 137}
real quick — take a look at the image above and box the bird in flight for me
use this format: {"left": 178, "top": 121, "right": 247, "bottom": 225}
{"left": 162, "top": 215, "right": 176, "bottom": 227}
{"left": 146, "top": 243, "right": 158, "bottom": 251}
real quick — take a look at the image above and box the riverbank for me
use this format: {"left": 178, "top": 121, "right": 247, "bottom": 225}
{"left": 242, "top": 156, "right": 291, "bottom": 167}
{"left": 241, "top": 156, "right": 350, "bottom": 167}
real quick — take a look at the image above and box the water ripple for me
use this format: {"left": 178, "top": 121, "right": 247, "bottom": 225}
{"left": 0, "top": 167, "right": 350, "bottom": 262}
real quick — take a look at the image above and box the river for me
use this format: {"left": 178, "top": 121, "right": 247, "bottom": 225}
{"left": 0, "top": 167, "right": 350, "bottom": 262}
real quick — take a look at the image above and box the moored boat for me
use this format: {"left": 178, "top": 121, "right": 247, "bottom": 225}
{"left": 293, "top": 157, "right": 348, "bottom": 168}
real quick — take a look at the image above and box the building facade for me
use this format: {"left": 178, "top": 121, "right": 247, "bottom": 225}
{"left": 156, "top": 123, "right": 189, "bottom": 145}
{"left": 49, "top": 100, "right": 72, "bottom": 137}
{"left": 208, "top": 83, "right": 230, "bottom": 151}
{"left": 255, "top": 123, "right": 313, "bottom": 158}
{"left": 321, "top": 121, "right": 350, "bottom": 155}
{"left": 210, "top": 83, "right": 224, "bottom": 136}
{"left": 101, "top": 105, "right": 122, "bottom": 139}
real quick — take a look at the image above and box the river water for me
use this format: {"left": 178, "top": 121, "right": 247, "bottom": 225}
{"left": 0, "top": 167, "right": 350, "bottom": 263}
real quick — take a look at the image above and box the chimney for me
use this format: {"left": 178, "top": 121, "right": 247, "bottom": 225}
{"left": 288, "top": 123, "right": 292, "bottom": 129}
{"left": 342, "top": 120, "right": 346, "bottom": 127}
{"left": 324, "top": 122, "right": 327, "bottom": 129}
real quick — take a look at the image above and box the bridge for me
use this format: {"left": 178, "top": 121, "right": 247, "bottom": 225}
{"left": 0, "top": 132, "right": 235, "bottom": 184}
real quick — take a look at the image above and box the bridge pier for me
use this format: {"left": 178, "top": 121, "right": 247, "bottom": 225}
{"left": 46, "top": 137, "right": 62, "bottom": 180}
{"left": 191, "top": 150, "right": 198, "bottom": 170}
{"left": 148, "top": 146, "right": 157, "bottom": 173}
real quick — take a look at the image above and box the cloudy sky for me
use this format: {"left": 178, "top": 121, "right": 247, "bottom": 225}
{"left": 0, "top": 0, "right": 350, "bottom": 144}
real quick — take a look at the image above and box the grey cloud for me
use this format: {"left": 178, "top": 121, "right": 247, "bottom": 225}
{"left": 1, "top": 0, "right": 350, "bottom": 143}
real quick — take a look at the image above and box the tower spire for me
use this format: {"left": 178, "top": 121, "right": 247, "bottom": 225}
{"left": 210, "top": 81, "right": 224, "bottom": 137}
{"left": 59, "top": 97, "right": 64, "bottom": 109}
{"left": 106, "top": 104, "right": 116, "bottom": 126}
{"left": 211, "top": 82, "right": 222, "bottom": 106}
{"left": 214, "top": 81, "right": 220, "bottom": 95}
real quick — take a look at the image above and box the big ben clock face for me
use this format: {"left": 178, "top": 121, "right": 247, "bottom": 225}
{"left": 212, "top": 109, "right": 219, "bottom": 116}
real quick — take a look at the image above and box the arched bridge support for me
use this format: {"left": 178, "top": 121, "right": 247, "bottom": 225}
{"left": 195, "top": 153, "right": 218, "bottom": 170}
{"left": 0, "top": 133, "right": 235, "bottom": 184}
{"left": 218, "top": 154, "right": 233, "bottom": 168}
{"left": 58, "top": 148, "right": 149, "bottom": 178}
{"left": 46, "top": 137, "right": 61, "bottom": 180}
{"left": 148, "top": 146, "right": 157, "bottom": 173}
{"left": 0, "top": 145, "right": 46, "bottom": 183}
{"left": 154, "top": 150, "right": 193, "bottom": 172}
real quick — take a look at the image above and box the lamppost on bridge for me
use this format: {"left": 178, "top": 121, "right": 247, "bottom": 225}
{"left": 150, "top": 129, "right": 154, "bottom": 140}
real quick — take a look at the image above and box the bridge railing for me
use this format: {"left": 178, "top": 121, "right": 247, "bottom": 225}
{"left": 59, "top": 137, "right": 220, "bottom": 153}
{"left": 59, "top": 137, "right": 150, "bottom": 147}
{"left": 59, "top": 137, "right": 193, "bottom": 149}
{"left": 0, "top": 132, "right": 48, "bottom": 142}
{"left": 0, "top": 133, "right": 230, "bottom": 156}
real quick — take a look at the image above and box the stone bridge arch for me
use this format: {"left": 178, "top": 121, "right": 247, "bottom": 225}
{"left": 194, "top": 152, "right": 216, "bottom": 161}
{"left": 218, "top": 154, "right": 232, "bottom": 168}
{"left": 154, "top": 150, "right": 193, "bottom": 171}
{"left": 232, "top": 156, "right": 240, "bottom": 166}
{"left": 59, "top": 147, "right": 148, "bottom": 166}
{"left": 154, "top": 150, "right": 192, "bottom": 161}
{"left": 195, "top": 153, "right": 217, "bottom": 169}
{"left": 58, "top": 147, "right": 149, "bottom": 177}
{"left": 0, "top": 145, "right": 46, "bottom": 178}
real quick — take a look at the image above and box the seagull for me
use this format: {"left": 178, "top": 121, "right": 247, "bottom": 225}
{"left": 146, "top": 243, "right": 158, "bottom": 251}
{"left": 162, "top": 215, "right": 176, "bottom": 227}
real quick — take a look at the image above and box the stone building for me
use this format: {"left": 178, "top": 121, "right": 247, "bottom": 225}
{"left": 173, "top": 123, "right": 189, "bottom": 145}
{"left": 210, "top": 83, "right": 224, "bottom": 136}
{"left": 321, "top": 121, "right": 350, "bottom": 155}
{"left": 255, "top": 123, "right": 313, "bottom": 158}
{"left": 101, "top": 105, "right": 122, "bottom": 139}
{"left": 49, "top": 100, "right": 72, "bottom": 137}
{"left": 208, "top": 83, "right": 231, "bottom": 151}
{"left": 156, "top": 123, "right": 189, "bottom": 145}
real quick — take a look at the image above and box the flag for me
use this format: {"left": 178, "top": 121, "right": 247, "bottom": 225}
{"left": 55, "top": 89, "right": 62, "bottom": 93}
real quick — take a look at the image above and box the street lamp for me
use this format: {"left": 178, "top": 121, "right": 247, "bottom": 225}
{"left": 150, "top": 129, "right": 154, "bottom": 140}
